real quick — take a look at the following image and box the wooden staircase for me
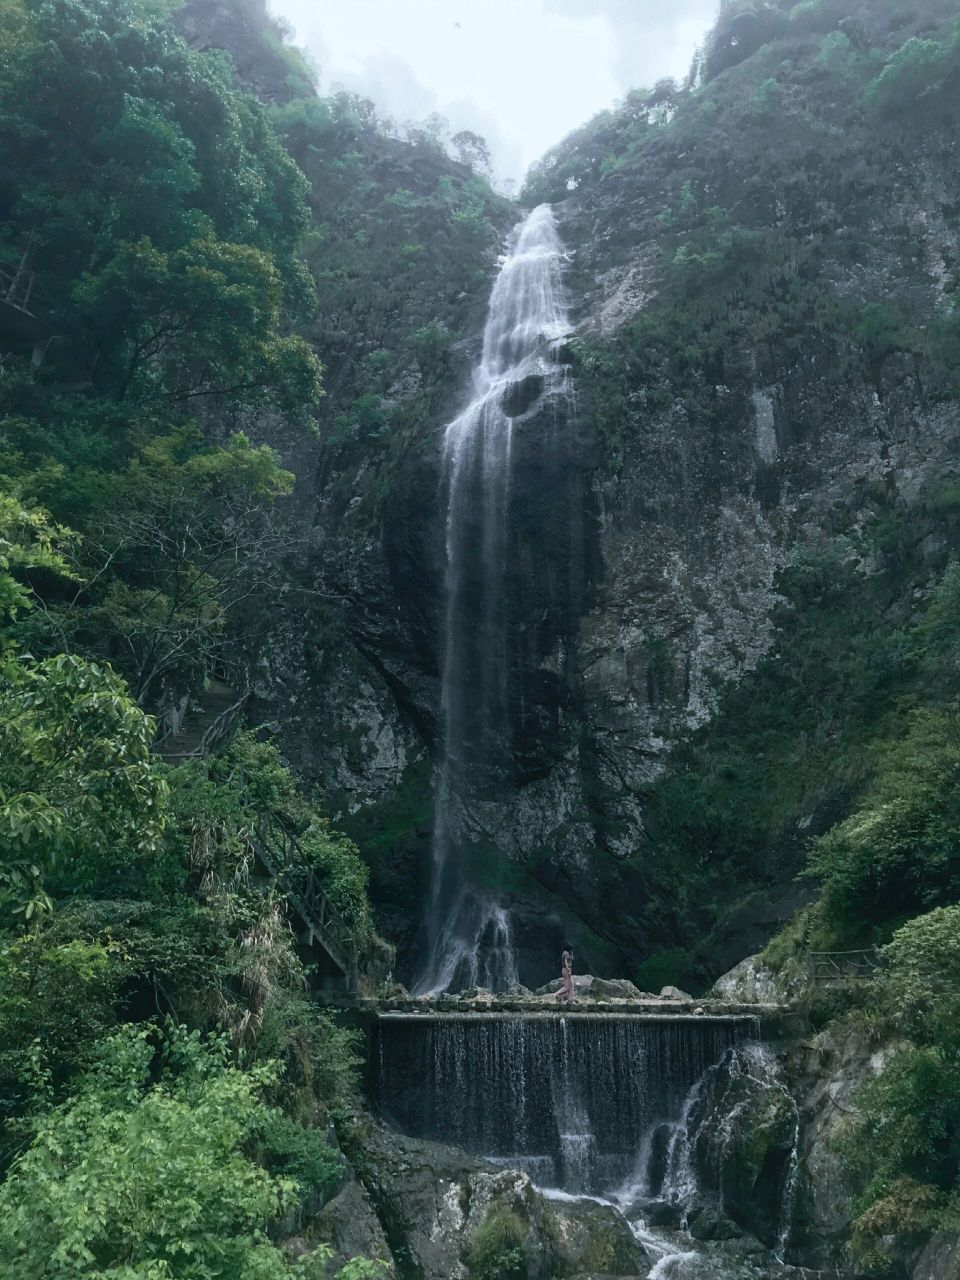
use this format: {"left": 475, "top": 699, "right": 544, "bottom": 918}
{"left": 158, "top": 678, "right": 244, "bottom": 763}
{"left": 253, "top": 829, "right": 359, "bottom": 998}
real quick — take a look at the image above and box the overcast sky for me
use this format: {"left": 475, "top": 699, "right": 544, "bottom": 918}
{"left": 268, "top": 0, "right": 719, "bottom": 187}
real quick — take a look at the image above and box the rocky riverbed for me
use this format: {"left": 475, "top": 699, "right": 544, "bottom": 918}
{"left": 333, "top": 957, "right": 954, "bottom": 1279}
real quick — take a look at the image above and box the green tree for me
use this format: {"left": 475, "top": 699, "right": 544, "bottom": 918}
{"left": 75, "top": 429, "right": 294, "bottom": 705}
{"left": 0, "top": 0, "right": 322, "bottom": 417}
{"left": 807, "top": 709, "right": 960, "bottom": 937}
{"left": 0, "top": 488, "right": 75, "bottom": 643}
{"left": 0, "top": 1023, "right": 330, "bottom": 1279}
{"left": 0, "top": 654, "right": 168, "bottom": 915}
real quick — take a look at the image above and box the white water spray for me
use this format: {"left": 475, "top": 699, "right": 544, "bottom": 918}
{"left": 415, "top": 204, "right": 572, "bottom": 994}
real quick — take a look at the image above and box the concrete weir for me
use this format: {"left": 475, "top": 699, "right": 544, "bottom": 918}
{"left": 363, "top": 995, "right": 797, "bottom": 1037}
{"left": 368, "top": 1004, "right": 770, "bottom": 1197}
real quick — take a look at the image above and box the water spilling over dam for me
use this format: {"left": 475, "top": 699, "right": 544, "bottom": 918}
{"left": 372, "top": 1013, "right": 759, "bottom": 1196}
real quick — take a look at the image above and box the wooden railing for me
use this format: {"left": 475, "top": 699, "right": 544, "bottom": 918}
{"left": 198, "top": 689, "right": 249, "bottom": 756}
{"left": 1, "top": 244, "right": 38, "bottom": 314}
{"left": 1, "top": 267, "right": 34, "bottom": 312}
{"left": 808, "top": 950, "right": 879, "bottom": 984}
{"left": 252, "top": 815, "right": 359, "bottom": 994}
{"left": 154, "top": 656, "right": 251, "bottom": 759}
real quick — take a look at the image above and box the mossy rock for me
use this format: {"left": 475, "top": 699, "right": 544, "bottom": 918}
{"left": 690, "top": 1051, "right": 798, "bottom": 1247}
{"left": 544, "top": 1197, "right": 647, "bottom": 1276}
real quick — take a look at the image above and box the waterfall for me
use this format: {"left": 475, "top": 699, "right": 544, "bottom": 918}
{"left": 415, "top": 203, "right": 573, "bottom": 995}
{"left": 372, "top": 1014, "right": 754, "bottom": 1194}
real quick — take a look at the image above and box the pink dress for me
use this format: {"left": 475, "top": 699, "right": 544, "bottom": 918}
{"left": 555, "top": 951, "right": 575, "bottom": 1001}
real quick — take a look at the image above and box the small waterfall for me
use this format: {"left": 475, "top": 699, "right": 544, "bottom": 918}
{"left": 372, "top": 1015, "right": 754, "bottom": 1195}
{"left": 422, "top": 900, "right": 519, "bottom": 997}
{"left": 415, "top": 204, "right": 573, "bottom": 995}
{"left": 615, "top": 1039, "right": 801, "bottom": 1257}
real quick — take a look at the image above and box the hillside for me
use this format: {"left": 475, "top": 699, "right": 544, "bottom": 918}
{"left": 3, "top": 0, "right": 960, "bottom": 1274}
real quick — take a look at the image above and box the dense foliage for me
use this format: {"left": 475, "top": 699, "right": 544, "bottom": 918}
{"left": 838, "top": 906, "right": 960, "bottom": 1268}
{"left": 0, "top": 1, "right": 389, "bottom": 1273}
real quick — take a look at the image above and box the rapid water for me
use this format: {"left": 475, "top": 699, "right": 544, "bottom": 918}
{"left": 373, "top": 1015, "right": 810, "bottom": 1278}
{"left": 372, "top": 1014, "right": 754, "bottom": 1193}
{"left": 415, "top": 204, "right": 573, "bottom": 994}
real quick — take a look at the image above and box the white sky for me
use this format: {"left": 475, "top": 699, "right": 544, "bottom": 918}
{"left": 268, "top": 0, "right": 719, "bottom": 187}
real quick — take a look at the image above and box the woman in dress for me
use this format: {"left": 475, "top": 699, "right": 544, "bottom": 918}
{"left": 555, "top": 946, "right": 575, "bottom": 1002}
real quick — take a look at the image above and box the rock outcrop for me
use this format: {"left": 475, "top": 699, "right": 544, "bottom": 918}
{"left": 355, "top": 1123, "right": 648, "bottom": 1279}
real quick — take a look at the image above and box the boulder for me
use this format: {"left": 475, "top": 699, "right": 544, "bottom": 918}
{"left": 504, "top": 981, "right": 534, "bottom": 998}
{"left": 659, "top": 985, "right": 693, "bottom": 1001}
{"left": 308, "top": 1179, "right": 395, "bottom": 1275}
{"left": 687, "top": 1046, "right": 798, "bottom": 1248}
{"left": 590, "top": 977, "right": 646, "bottom": 999}
{"left": 709, "top": 953, "right": 807, "bottom": 1005}
{"left": 686, "top": 1204, "right": 743, "bottom": 1242}
{"left": 357, "top": 1123, "right": 648, "bottom": 1279}
{"left": 786, "top": 1022, "right": 913, "bottom": 1267}
{"left": 544, "top": 1194, "right": 651, "bottom": 1276}
{"left": 533, "top": 974, "right": 646, "bottom": 1000}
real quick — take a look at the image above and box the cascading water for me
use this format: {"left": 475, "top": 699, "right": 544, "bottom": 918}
{"left": 372, "top": 1014, "right": 754, "bottom": 1194}
{"left": 415, "top": 204, "right": 573, "bottom": 995}
{"left": 372, "top": 1015, "right": 807, "bottom": 1278}
{"left": 388, "top": 204, "right": 805, "bottom": 1280}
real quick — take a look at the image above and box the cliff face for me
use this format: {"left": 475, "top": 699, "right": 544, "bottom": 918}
{"left": 185, "top": 0, "right": 960, "bottom": 986}
{"left": 526, "top": 0, "right": 960, "bottom": 981}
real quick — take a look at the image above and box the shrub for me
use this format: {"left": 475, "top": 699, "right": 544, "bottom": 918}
{"left": 0, "top": 1024, "right": 297, "bottom": 1278}
{"left": 818, "top": 31, "right": 857, "bottom": 76}
{"left": 879, "top": 904, "right": 960, "bottom": 1043}
{"left": 865, "top": 36, "right": 950, "bottom": 113}
{"left": 255, "top": 1111, "right": 342, "bottom": 1201}
{"left": 465, "top": 1206, "right": 528, "bottom": 1280}
{"left": 788, "top": 0, "right": 840, "bottom": 34}
{"left": 807, "top": 709, "right": 960, "bottom": 935}
{"left": 851, "top": 1178, "right": 944, "bottom": 1273}
{"left": 0, "top": 653, "right": 170, "bottom": 915}
{"left": 841, "top": 1047, "right": 960, "bottom": 1268}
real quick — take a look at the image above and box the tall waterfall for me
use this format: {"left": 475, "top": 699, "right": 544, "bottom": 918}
{"left": 415, "top": 204, "right": 573, "bottom": 994}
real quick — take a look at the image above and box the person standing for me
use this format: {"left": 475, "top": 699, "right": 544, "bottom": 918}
{"left": 555, "top": 946, "right": 575, "bottom": 1002}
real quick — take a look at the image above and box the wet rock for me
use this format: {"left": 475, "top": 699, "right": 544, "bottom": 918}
{"left": 544, "top": 1195, "right": 651, "bottom": 1276}
{"left": 687, "top": 1204, "right": 743, "bottom": 1242}
{"left": 786, "top": 1021, "right": 909, "bottom": 1267}
{"left": 501, "top": 373, "right": 544, "bottom": 417}
{"left": 358, "top": 1123, "right": 647, "bottom": 1279}
{"left": 643, "top": 1199, "right": 685, "bottom": 1229}
{"left": 659, "top": 986, "right": 693, "bottom": 1001}
{"left": 913, "top": 1233, "right": 960, "bottom": 1280}
{"left": 689, "top": 1046, "right": 798, "bottom": 1248}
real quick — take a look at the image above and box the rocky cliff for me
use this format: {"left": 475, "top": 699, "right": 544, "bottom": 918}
{"left": 181, "top": 0, "right": 960, "bottom": 990}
